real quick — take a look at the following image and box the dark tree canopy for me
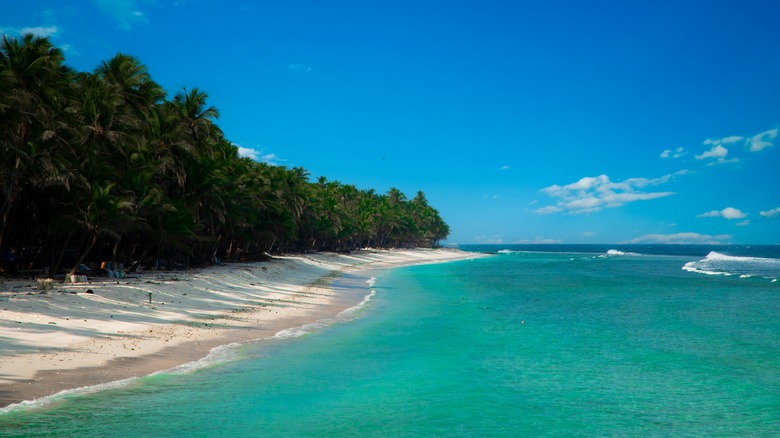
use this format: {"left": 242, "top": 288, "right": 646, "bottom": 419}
{"left": 0, "top": 35, "right": 450, "bottom": 275}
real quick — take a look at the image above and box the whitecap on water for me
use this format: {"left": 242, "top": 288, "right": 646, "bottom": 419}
{"left": 2, "top": 278, "right": 380, "bottom": 414}
{"left": 0, "top": 376, "right": 145, "bottom": 414}
{"left": 594, "top": 249, "right": 641, "bottom": 259}
{"left": 682, "top": 251, "right": 780, "bottom": 281}
{"left": 273, "top": 287, "right": 378, "bottom": 339}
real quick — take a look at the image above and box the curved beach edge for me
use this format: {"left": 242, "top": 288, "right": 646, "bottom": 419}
{"left": 0, "top": 248, "right": 487, "bottom": 409}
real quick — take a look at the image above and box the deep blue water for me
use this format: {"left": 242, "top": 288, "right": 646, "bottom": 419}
{"left": 1, "top": 245, "right": 779, "bottom": 436}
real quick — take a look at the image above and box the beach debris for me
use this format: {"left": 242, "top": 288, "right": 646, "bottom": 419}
{"left": 37, "top": 278, "right": 55, "bottom": 291}
{"left": 66, "top": 274, "right": 89, "bottom": 283}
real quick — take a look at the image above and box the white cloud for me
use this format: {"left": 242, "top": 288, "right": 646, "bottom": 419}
{"left": 534, "top": 205, "right": 564, "bottom": 215}
{"left": 712, "top": 157, "right": 738, "bottom": 165}
{"left": 261, "top": 153, "right": 286, "bottom": 165}
{"left": 1, "top": 25, "right": 59, "bottom": 38}
{"left": 660, "top": 147, "right": 685, "bottom": 159}
{"left": 564, "top": 196, "right": 600, "bottom": 211}
{"left": 736, "top": 220, "right": 750, "bottom": 227}
{"left": 515, "top": 237, "right": 563, "bottom": 244}
{"left": 237, "top": 146, "right": 260, "bottom": 161}
{"left": 238, "top": 147, "right": 286, "bottom": 165}
{"left": 535, "top": 171, "right": 684, "bottom": 215}
{"left": 619, "top": 232, "right": 732, "bottom": 245}
{"left": 720, "top": 208, "right": 747, "bottom": 220}
{"left": 500, "top": 165, "right": 510, "bottom": 170}
{"left": 697, "top": 207, "right": 747, "bottom": 220}
{"left": 747, "top": 128, "right": 777, "bottom": 152}
{"left": 94, "top": 0, "right": 149, "bottom": 29}
{"left": 695, "top": 145, "right": 728, "bottom": 160}
{"left": 759, "top": 207, "right": 780, "bottom": 218}
{"left": 474, "top": 235, "right": 504, "bottom": 244}
{"left": 60, "top": 43, "right": 78, "bottom": 55}
{"left": 703, "top": 135, "right": 743, "bottom": 146}
{"left": 19, "top": 26, "right": 58, "bottom": 37}
{"left": 695, "top": 144, "right": 739, "bottom": 165}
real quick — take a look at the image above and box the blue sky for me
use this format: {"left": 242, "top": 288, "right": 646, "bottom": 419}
{"left": 3, "top": 0, "right": 779, "bottom": 244}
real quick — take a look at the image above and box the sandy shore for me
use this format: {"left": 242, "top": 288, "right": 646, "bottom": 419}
{"left": 0, "top": 248, "right": 484, "bottom": 408}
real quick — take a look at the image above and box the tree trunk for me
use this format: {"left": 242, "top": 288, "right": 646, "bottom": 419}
{"left": 70, "top": 232, "right": 99, "bottom": 276}
{"left": 111, "top": 235, "right": 121, "bottom": 271}
{"left": 128, "top": 247, "right": 149, "bottom": 273}
{"left": 0, "top": 204, "right": 12, "bottom": 252}
{"left": 51, "top": 232, "right": 73, "bottom": 278}
{"left": 226, "top": 239, "right": 234, "bottom": 258}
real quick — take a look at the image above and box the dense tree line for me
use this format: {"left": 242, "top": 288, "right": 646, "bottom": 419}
{"left": 0, "top": 35, "right": 450, "bottom": 276}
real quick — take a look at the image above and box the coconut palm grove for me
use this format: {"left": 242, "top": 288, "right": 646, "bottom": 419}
{"left": 0, "top": 34, "right": 450, "bottom": 276}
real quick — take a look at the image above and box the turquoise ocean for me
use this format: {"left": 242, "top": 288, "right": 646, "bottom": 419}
{"left": 2, "top": 245, "right": 779, "bottom": 436}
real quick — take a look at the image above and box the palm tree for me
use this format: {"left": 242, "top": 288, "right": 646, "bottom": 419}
{"left": 68, "top": 182, "right": 139, "bottom": 276}
{"left": 146, "top": 102, "right": 192, "bottom": 190}
{"left": 0, "top": 34, "right": 69, "bottom": 251}
{"left": 96, "top": 53, "right": 165, "bottom": 121}
{"left": 70, "top": 72, "right": 135, "bottom": 164}
{"left": 173, "top": 87, "right": 220, "bottom": 157}
{"left": 0, "top": 37, "right": 453, "bottom": 272}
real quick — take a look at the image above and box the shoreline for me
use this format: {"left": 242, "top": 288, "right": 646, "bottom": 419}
{"left": 0, "top": 248, "right": 485, "bottom": 408}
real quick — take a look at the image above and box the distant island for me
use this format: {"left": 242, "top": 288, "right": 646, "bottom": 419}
{"left": 0, "top": 34, "right": 450, "bottom": 277}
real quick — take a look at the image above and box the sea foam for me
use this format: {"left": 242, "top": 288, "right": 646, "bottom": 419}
{"left": 158, "top": 342, "right": 242, "bottom": 375}
{"left": 0, "top": 339, "right": 249, "bottom": 415}
{"left": 594, "top": 249, "right": 640, "bottom": 259}
{"left": 274, "top": 284, "right": 378, "bottom": 339}
{"left": 682, "top": 251, "right": 780, "bottom": 281}
{"left": 0, "top": 376, "right": 144, "bottom": 414}
{"left": 1, "top": 277, "right": 380, "bottom": 414}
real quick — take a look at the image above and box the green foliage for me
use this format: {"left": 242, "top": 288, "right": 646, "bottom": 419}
{"left": 0, "top": 35, "right": 450, "bottom": 273}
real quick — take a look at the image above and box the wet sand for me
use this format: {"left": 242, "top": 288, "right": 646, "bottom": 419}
{"left": 0, "top": 248, "right": 484, "bottom": 408}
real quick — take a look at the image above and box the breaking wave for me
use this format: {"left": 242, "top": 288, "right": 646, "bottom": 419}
{"left": 682, "top": 251, "right": 780, "bottom": 281}
{"left": 605, "top": 249, "right": 640, "bottom": 257}
{"left": 591, "top": 249, "right": 642, "bottom": 259}
{"left": 1, "top": 278, "right": 380, "bottom": 414}
{"left": 273, "top": 287, "right": 377, "bottom": 339}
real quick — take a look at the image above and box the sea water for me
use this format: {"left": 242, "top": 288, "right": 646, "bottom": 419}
{"left": 1, "top": 245, "right": 779, "bottom": 436}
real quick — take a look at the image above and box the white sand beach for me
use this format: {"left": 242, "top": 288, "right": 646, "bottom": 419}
{"left": 0, "top": 248, "right": 483, "bottom": 407}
